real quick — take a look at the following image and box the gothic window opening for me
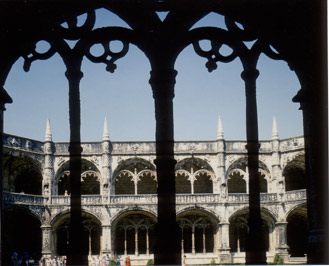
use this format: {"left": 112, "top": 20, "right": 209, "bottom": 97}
{"left": 287, "top": 206, "right": 307, "bottom": 257}
{"left": 2, "top": 209, "right": 42, "bottom": 264}
{"left": 283, "top": 154, "right": 306, "bottom": 191}
{"left": 115, "top": 214, "right": 156, "bottom": 256}
{"left": 56, "top": 160, "right": 101, "bottom": 195}
{"left": 114, "top": 159, "right": 156, "bottom": 195}
{"left": 175, "top": 158, "right": 215, "bottom": 195}
{"left": 178, "top": 214, "right": 214, "bottom": 254}
{"left": 228, "top": 172, "right": 247, "bottom": 193}
{"left": 194, "top": 172, "right": 213, "bottom": 194}
{"left": 176, "top": 172, "right": 191, "bottom": 194}
{"left": 54, "top": 212, "right": 101, "bottom": 256}
{"left": 4, "top": 155, "right": 42, "bottom": 195}
{"left": 229, "top": 211, "right": 271, "bottom": 253}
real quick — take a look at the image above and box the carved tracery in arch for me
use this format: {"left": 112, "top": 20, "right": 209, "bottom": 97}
{"left": 175, "top": 157, "right": 215, "bottom": 194}
{"left": 226, "top": 158, "right": 269, "bottom": 193}
{"left": 3, "top": 155, "right": 43, "bottom": 195}
{"left": 57, "top": 160, "right": 101, "bottom": 195}
{"left": 114, "top": 159, "right": 156, "bottom": 195}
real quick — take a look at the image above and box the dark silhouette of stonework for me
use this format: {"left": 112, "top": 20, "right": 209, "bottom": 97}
{"left": 0, "top": 1, "right": 327, "bottom": 265}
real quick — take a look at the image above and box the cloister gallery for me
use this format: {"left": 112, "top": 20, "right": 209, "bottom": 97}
{"left": 2, "top": 119, "right": 307, "bottom": 264}
{"left": 0, "top": 1, "right": 327, "bottom": 265}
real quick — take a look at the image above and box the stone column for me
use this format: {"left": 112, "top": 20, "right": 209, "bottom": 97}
{"left": 150, "top": 68, "right": 180, "bottom": 265}
{"left": 271, "top": 117, "right": 283, "bottom": 193}
{"left": 102, "top": 118, "right": 111, "bottom": 202}
{"left": 41, "top": 225, "right": 52, "bottom": 256}
{"left": 135, "top": 227, "right": 139, "bottom": 256}
{"left": 275, "top": 222, "right": 289, "bottom": 261}
{"left": 191, "top": 226, "right": 196, "bottom": 254}
{"left": 102, "top": 225, "right": 112, "bottom": 254}
{"left": 218, "top": 222, "right": 231, "bottom": 263}
{"left": 217, "top": 116, "right": 226, "bottom": 196}
{"left": 242, "top": 68, "right": 267, "bottom": 264}
{"left": 44, "top": 119, "right": 54, "bottom": 199}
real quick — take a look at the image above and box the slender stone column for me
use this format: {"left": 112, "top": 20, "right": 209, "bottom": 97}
{"left": 65, "top": 65, "right": 88, "bottom": 265}
{"left": 41, "top": 225, "right": 52, "bottom": 256}
{"left": 146, "top": 227, "right": 150, "bottom": 256}
{"left": 241, "top": 68, "right": 267, "bottom": 264}
{"left": 217, "top": 116, "right": 226, "bottom": 196}
{"left": 102, "top": 225, "right": 112, "bottom": 254}
{"left": 293, "top": 83, "right": 328, "bottom": 264}
{"left": 275, "top": 222, "right": 289, "bottom": 262}
{"left": 135, "top": 227, "right": 139, "bottom": 256}
{"left": 149, "top": 68, "right": 180, "bottom": 265}
{"left": 218, "top": 222, "right": 231, "bottom": 263}
{"left": 102, "top": 118, "right": 111, "bottom": 201}
{"left": 192, "top": 226, "right": 196, "bottom": 254}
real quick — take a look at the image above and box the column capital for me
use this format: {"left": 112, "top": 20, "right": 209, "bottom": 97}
{"left": 241, "top": 69, "right": 259, "bottom": 81}
{"left": 149, "top": 69, "right": 177, "bottom": 99}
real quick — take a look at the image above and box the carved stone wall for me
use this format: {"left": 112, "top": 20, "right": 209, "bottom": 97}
{"left": 2, "top": 133, "right": 306, "bottom": 264}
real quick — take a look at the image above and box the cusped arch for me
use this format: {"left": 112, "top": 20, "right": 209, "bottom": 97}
{"left": 111, "top": 208, "right": 157, "bottom": 226}
{"left": 113, "top": 158, "right": 157, "bottom": 195}
{"left": 55, "top": 159, "right": 102, "bottom": 195}
{"left": 4, "top": 154, "right": 43, "bottom": 195}
{"left": 175, "top": 157, "right": 216, "bottom": 194}
{"left": 282, "top": 153, "right": 306, "bottom": 191}
{"left": 226, "top": 157, "right": 270, "bottom": 193}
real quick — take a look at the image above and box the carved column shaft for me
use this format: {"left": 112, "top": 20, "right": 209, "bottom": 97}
{"left": 242, "top": 68, "right": 267, "bottom": 264}
{"left": 41, "top": 225, "right": 52, "bottom": 255}
{"left": 218, "top": 222, "right": 231, "bottom": 263}
{"left": 65, "top": 64, "right": 88, "bottom": 265}
{"left": 102, "top": 225, "right": 112, "bottom": 254}
{"left": 150, "top": 68, "right": 180, "bottom": 265}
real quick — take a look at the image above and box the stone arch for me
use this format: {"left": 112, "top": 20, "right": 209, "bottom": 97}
{"left": 177, "top": 208, "right": 219, "bottom": 254}
{"left": 283, "top": 154, "right": 306, "bottom": 191}
{"left": 226, "top": 157, "right": 270, "bottom": 193}
{"left": 3, "top": 154, "right": 43, "bottom": 195}
{"left": 228, "top": 207, "right": 276, "bottom": 253}
{"left": 286, "top": 204, "right": 307, "bottom": 257}
{"left": 112, "top": 158, "right": 156, "bottom": 195}
{"left": 2, "top": 207, "right": 42, "bottom": 263}
{"left": 111, "top": 210, "right": 157, "bottom": 256}
{"left": 55, "top": 159, "right": 101, "bottom": 195}
{"left": 175, "top": 157, "right": 215, "bottom": 194}
{"left": 51, "top": 211, "right": 102, "bottom": 256}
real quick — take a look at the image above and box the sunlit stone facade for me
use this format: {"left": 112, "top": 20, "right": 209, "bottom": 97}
{"left": 2, "top": 118, "right": 307, "bottom": 265}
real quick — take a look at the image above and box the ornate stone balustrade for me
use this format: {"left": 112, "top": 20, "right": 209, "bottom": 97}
{"left": 2, "top": 190, "right": 306, "bottom": 207}
{"left": 285, "top": 189, "right": 307, "bottom": 201}
{"left": 110, "top": 195, "right": 157, "bottom": 204}
{"left": 2, "top": 192, "right": 45, "bottom": 205}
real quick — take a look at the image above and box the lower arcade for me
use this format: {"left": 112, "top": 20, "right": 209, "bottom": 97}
{"left": 2, "top": 126, "right": 307, "bottom": 265}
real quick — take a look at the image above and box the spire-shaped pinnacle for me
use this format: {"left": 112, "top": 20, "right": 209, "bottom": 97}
{"left": 272, "top": 116, "right": 279, "bottom": 139}
{"left": 217, "top": 115, "right": 224, "bottom": 140}
{"left": 45, "top": 118, "right": 52, "bottom": 142}
{"left": 103, "top": 117, "right": 110, "bottom": 141}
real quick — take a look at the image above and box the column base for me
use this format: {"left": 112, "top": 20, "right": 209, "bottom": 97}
{"left": 218, "top": 248, "right": 232, "bottom": 263}
{"left": 277, "top": 246, "right": 290, "bottom": 263}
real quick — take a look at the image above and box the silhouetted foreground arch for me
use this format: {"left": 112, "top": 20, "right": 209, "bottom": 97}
{"left": 0, "top": 1, "right": 327, "bottom": 265}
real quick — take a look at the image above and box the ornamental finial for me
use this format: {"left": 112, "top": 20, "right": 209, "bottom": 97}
{"left": 217, "top": 115, "right": 224, "bottom": 140}
{"left": 103, "top": 117, "right": 110, "bottom": 141}
{"left": 272, "top": 116, "right": 279, "bottom": 139}
{"left": 45, "top": 118, "right": 52, "bottom": 142}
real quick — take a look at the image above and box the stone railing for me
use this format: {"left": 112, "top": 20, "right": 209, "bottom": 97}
{"left": 3, "top": 190, "right": 306, "bottom": 207}
{"left": 51, "top": 195, "right": 103, "bottom": 205}
{"left": 2, "top": 192, "right": 45, "bottom": 205}
{"left": 110, "top": 195, "right": 157, "bottom": 204}
{"left": 285, "top": 189, "right": 307, "bottom": 201}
